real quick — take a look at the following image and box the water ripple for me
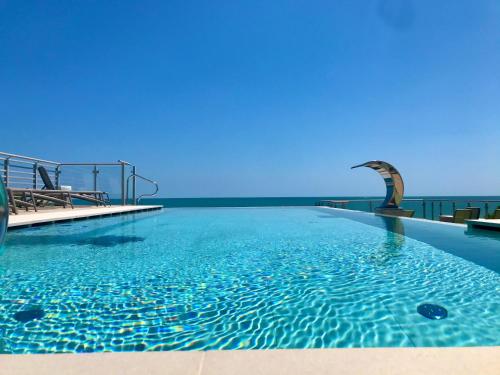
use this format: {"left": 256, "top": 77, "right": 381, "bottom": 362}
{"left": 0, "top": 208, "right": 499, "bottom": 353}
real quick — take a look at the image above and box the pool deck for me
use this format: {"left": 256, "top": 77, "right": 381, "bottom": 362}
{"left": 466, "top": 219, "right": 500, "bottom": 231}
{"left": 7, "top": 205, "right": 163, "bottom": 228}
{"left": 0, "top": 347, "right": 498, "bottom": 375}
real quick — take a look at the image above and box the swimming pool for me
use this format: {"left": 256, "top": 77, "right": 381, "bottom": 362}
{"left": 0, "top": 207, "right": 499, "bottom": 353}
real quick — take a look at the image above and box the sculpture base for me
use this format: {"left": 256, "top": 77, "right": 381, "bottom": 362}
{"left": 374, "top": 207, "right": 415, "bottom": 218}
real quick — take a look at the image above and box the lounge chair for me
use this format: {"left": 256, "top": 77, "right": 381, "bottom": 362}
{"left": 8, "top": 189, "right": 36, "bottom": 214}
{"left": 37, "top": 166, "right": 110, "bottom": 206}
{"left": 7, "top": 188, "right": 18, "bottom": 214}
{"left": 7, "top": 167, "right": 111, "bottom": 214}
{"left": 8, "top": 188, "right": 73, "bottom": 213}
{"left": 468, "top": 207, "right": 481, "bottom": 219}
{"left": 439, "top": 209, "right": 473, "bottom": 224}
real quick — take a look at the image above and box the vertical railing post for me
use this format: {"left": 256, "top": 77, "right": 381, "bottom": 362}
{"left": 431, "top": 201, "right": 434, "bottom": 221}
{"left": 452, "top": 201, "right": 456, "bottom": 213}
{"left": 132, "top": 166, "right": 137, "bottom": 205}
{"left": 439, "top": 201, "right": 442, "bottom": 216}
{"left": 92, "top": 165, "right": 99, "bottom": 192}
{"left": 422, "top": 200, "right": 426, "bottom": 219}
{"left": 33, "top": 162, "right": 38, "bottom": 189}
{"left": 121, "top": 162, "right": 126, "bottom": 205}
{"left": 485, "top": 202, "right": 489, "bottom": 218}
{"left": 3, "top": 158, "right": 9, "bottom": 187}
{"left": 55, "top": 165, "right": 60, "bottom": 188}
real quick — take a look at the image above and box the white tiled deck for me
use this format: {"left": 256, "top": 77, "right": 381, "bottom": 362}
{"left": 8, "top": 205, "right": 163, "bottom": 228}
{"left": 0, "top": 347, "right": 498, "bottom": 375}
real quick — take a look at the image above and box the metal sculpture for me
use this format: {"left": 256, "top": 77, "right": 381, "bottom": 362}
{"left": 351, "top": 160, "right": 404, "bottom": 209}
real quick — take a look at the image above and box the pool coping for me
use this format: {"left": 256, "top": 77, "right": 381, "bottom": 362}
{"left": 318, "top": 206, "right": 467, "bottom": 228}
{"left": 0, "top": 347, "right": 498, "bottom": 375}
{"left": 466, "top": 218, "right": 500, "bottom": 232}
{"left": 7, "top": 205, "right": 163, "bottom": 229}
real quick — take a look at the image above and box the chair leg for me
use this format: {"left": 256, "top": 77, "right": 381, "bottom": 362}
{"left": 60, "top": 193, "right": 66, "bottom": 208}
{"left": 29, "top": 191, "right": 38, "bottom": 212}
{"left": 22, "top": 192, "right": 29, "bottom": 211}
{"left": 66, "top": 192, "right": 74, "bottom": 209}
{"left": 7, "top": 189, "right": 18, "bottom": 215}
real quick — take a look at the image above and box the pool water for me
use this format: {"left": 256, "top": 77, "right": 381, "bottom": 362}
{"left": 0, "top": 207, "right": 499, "bottom": 353}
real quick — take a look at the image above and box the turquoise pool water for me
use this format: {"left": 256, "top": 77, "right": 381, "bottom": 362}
{"left": 0, "top": 207, "right": 499, "bottom": 353}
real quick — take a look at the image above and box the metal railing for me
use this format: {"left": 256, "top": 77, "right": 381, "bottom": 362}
{"left": 126, "top": 173, "right": 159, "bottom": 204}
{"left": 318, "top": 198, "right": 500, "bottom": 220}
{"left": 0, "top": 152, "right": 59, "bottom": 191}
{"left": 56, "top": 161, "right": 134, "bottom": 205}
{"left": 1, "top": 151, "right": 158, "bottom": 206}
{"left": 419, "top": 199, "right": 500, "bottom": 220}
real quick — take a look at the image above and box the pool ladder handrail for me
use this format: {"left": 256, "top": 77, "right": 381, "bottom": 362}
{"left": 126, "top": 173, "right": 159, "bottom": 204}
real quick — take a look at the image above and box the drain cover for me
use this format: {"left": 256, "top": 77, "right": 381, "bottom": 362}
{"left": 417, "top": 303, "right": 448, "bottom": 320}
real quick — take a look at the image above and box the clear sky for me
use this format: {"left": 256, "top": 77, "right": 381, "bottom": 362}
{"left": 1, "top": 0, "right": 499, "bottom": 197}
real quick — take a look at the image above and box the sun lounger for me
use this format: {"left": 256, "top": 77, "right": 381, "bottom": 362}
{"left": 7, "top": 166, "right": 111, "bottom": 214}
{"left": 7, "top": 189, "right": 38, "bottom": 214}
{"left": 38, "top": 166, "right": 110, "bottom": 206}
{"left": 439, "top": 208, "right": 473, "bottom": 224}
{"left": 7, "top": 188, "right": 74, "bottom": 213}
{"left": 465, "top": 207, "right": 480, "bottom": 219}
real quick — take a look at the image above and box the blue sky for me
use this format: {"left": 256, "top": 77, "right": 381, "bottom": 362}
{"left": 1, "top": 0, "right": 499, "bottom": 197}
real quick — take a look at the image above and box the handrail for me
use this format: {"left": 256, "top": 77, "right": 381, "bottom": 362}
{"left": 126, "top": 173, "right": 159, "bottom": 204}
{"left": 117, "top": 160, "right": 133, "bottom": 166}
{"left": 0, "top": 151, "right": 60, "bottom": 165}
{"left": 58, "top": 162, "right": 129, "bottom": 166}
